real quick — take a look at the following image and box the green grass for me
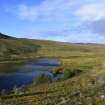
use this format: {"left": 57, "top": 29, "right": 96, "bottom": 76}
{"left": 1, "top": 36, "right": 105, "bottom": 104}
{"left": 0, "top": 38, "right": 40, "bottom": 61}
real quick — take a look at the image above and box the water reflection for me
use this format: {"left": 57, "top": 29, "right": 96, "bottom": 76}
{"left": 0, "top": 58, "right": 60, "bottom": 90}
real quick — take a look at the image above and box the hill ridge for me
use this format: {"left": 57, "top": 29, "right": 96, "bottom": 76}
{"left": 0, "top": 33, "right": 14, "bottom": 39}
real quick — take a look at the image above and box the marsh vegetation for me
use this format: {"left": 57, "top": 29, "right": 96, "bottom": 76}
{"left": 1, "top": 37, "right": 105, "bottom": 104}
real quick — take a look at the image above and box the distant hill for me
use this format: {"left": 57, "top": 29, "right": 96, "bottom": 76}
{"left": 0, "top": 32, "right": 105, "bottom": 61}
{"left": 0, "top": 33, "right": 14, "bottom": 39}
{"left": 0, "top": 33, "right": 40, "bottom": 61}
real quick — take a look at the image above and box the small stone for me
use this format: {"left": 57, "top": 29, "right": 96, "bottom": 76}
{"left": 100, "top": 95, "right": 105, "bottom": 99}
{"left": 61, "top": 97, "right": 66, "bottom": 104}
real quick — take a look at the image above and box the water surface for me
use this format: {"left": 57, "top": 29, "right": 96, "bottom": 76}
{"left": 0, "top": 58, "right": 60, "bottom": 91}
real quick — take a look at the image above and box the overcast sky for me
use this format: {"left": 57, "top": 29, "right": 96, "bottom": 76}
{"left": 0, "top": 0, "right": 105, "bottom": 43}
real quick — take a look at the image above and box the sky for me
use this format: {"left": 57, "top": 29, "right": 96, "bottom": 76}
{"left": 0, "top": 0, "right": 105, "bottom": 43}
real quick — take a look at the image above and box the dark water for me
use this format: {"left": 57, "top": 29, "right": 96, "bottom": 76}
{"left": 0, "top": 58, "right": 60, "bottom": 91}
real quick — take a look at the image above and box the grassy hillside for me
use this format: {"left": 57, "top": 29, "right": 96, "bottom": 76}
{"left": 0, "top": 35, "right": 40, "bottom": 61}
{"left": 1, "top": 33, "right": 105, "bottom": 60}
{"left": 1, "top": 34, "right": 105, "bottom": 104}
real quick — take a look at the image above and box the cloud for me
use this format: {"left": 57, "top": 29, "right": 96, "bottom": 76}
{"left": 15, "top": 0, "right": 76, "bottom": 21}
{"left": 75, "top": 3, "right": 105, "bottom": 21}
{"left": 90, "top": 19, "right": 105, "bottom": 35}
{"left": 17, "top": 0, "right": 105, "bottom": 37}
{"left": 75, "top": 2, "right": 105, "bottom": 36}
{"left": 5, "top": 0, "right": 105, "bottom": 43}
{"left": 17, "top": 4, "right": 38, "bottom": 21}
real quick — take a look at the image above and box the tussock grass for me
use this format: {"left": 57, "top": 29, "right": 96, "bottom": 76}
{"left": 1, "top": 38, "right": 105, "bottom": 104}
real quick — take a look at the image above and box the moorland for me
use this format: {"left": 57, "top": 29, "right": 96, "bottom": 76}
{"left": 1, "top": 33, "right": 105, "bottom": 105}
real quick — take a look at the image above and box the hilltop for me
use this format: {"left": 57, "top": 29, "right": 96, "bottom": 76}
{"left": 0, "top": 33, "right": 14, "bottom": 39}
